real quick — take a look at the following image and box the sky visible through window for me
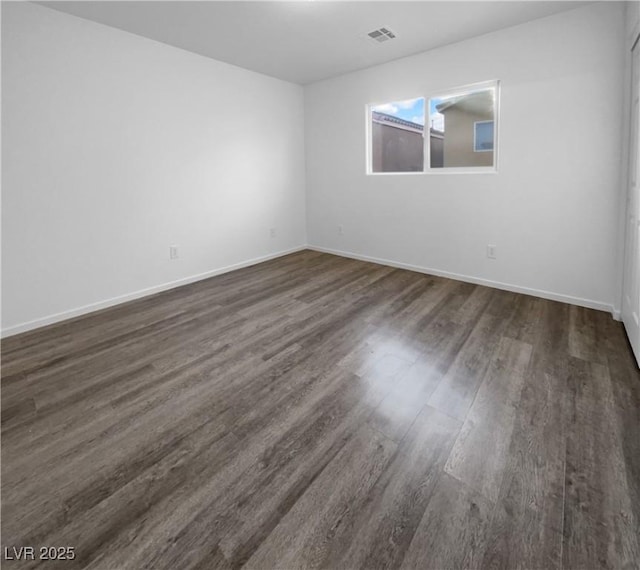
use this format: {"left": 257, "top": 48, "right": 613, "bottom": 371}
{"left": 371, "top": 97, "right": 444, "bottom": 132}
{"left": 429, "top": 99, "right": 445, "bottom": 132}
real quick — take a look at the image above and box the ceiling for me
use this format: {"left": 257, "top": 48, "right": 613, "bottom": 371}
{"left": 41, "top": 1, "right": 589, "bottom": 85}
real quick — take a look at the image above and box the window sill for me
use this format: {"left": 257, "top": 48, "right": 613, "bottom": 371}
{"left": 367, "top": 168, "right": 498, "bottom": 176}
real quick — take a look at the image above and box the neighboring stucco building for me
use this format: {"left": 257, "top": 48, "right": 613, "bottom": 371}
{"left": 371, "top": 111, "right": 444, "bottom": 172}
{"left": 436, "top": 90, "right": 494, "bottom": 168}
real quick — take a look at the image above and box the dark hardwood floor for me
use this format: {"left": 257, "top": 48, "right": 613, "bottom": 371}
{"left": 2, "top": 250, "right": 639, "bottom": 569}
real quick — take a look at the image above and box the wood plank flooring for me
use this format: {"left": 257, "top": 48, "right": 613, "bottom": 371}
{"left": 1, "top": 250, "right": 639, "bottom": 569}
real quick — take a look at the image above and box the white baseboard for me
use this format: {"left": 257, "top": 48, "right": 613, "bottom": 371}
{"left": 308, "top": 245, "right": 617, "bottom": 317}
{"left": 3, "top": 243, "right": 618, "bottom": 338}
{"left": 1, "top": 246, "right": 306, "bottom": 338}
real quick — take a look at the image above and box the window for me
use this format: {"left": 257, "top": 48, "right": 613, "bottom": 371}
{"left": 369, "top": 97, "right": 425, "bottom": 173}
{"left": 367, "top": 81, "right": 498, "bottom": 174}
{"left": 474, "top": 121, "right": 494, "bottom": 152}
{"left": 428, "top": 82, "right": 498, "bottom": 170}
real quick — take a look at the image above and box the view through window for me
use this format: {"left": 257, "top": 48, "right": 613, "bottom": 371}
{"left": 368, "top": 82, "right": 498, "bottom": 173}
{"left": 370, "top": 97, "right": 425, "bottom": 173}
{"left": 429, "top": 84, "right": 497, "bottom": 169}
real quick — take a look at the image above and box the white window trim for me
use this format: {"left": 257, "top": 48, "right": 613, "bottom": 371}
{"left": 366, "top": 79, "right": 500, "bottom": 175}
{"left": 473, "top": 120, "right": 495, "bottom": 153}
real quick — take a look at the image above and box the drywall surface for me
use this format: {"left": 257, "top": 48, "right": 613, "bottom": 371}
{"left": 615, "top": 1, "right": 640, "bottom": 319}
{"left": 2, "top": 2, "right": 306, "bottom": 334}
{"left": 305, "top": 2, "right": 625, "bottom": 313}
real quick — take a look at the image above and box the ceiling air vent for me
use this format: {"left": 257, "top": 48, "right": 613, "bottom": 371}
{"left": 367, "top": 27, "right": 396, "bottom": 43}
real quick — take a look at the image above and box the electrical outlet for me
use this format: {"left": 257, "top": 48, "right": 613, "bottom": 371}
{"left": 338, "top": 225, "right": 344, "bottom": 236}
{"left": 270, "top": 228, "right": 277, "bottom": 238}
{"left": 486, "top": 244, "right": 497, "bottom": 259}
{"left": 169, "top": 245, "right": 179, "bottom": 260}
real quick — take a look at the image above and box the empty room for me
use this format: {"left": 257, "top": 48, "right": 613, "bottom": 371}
{"left": 2, "top": 0, "right": 639, "bottom": 568}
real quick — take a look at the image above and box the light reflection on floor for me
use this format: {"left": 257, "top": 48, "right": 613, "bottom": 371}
{"left": 339, "top": 327, "right": 442, "bottom": 437}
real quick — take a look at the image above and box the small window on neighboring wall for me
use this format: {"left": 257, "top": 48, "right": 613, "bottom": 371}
{"left": 474, "top": 121, "right": 494, "bottom": 152}
{"left": 428, "top": 81, "right": 498, "bottom": 170}
{"left": 369, "top": 97, "right": 425, "bottom": 173}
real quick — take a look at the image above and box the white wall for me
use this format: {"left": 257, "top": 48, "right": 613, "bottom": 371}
{"left": 305, "top": 2, "right": 625, "bottom": 313}
{"left": 616, "top": 1, "right": 640, "bottom": 318}
{"left": 1, "top": 2, "right": 306, "bottom": 335}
